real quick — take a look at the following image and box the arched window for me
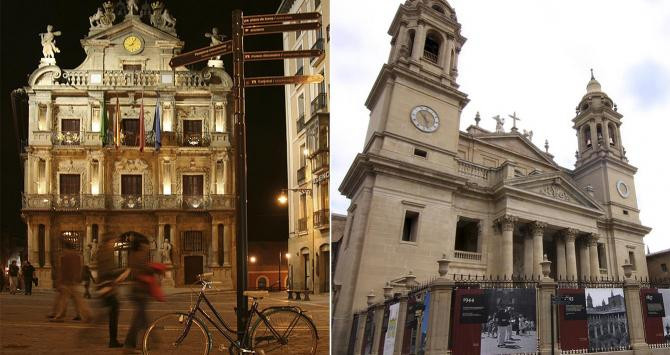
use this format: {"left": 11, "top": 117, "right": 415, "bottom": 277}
{"left": 608, "top": 123, "right": 617, "bottom": 146}
{"left": 257, "top": 276, "right": 268, "bottom": 290}
{"left": 431, "top": 4, "right": 445, "bottom": 14}
{"left": 423, "top": 32, "right": 441, "bottom": 63}
{"left": 596, "top": 124, "right": 603, "bottom": 143}
{"left": 407, "top": 30, "right": 415, "bottom": 57}
{"left": 584, "top": 126, "right": 592, "bottom": 148}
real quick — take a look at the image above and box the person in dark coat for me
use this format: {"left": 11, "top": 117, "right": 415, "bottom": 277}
{"left": 82, "top": 265, "right": 95, "bottom": 299}
{"left": 123, "top": 235, "right": 153, "bottom": 351}
{"left": 96, "top": 236, "right": 127, "bottom": 348}
{"left": 0, "top": 268, "right": 5, "bottom": 293}
{"left": 8, "top": 260, "right": 19, "bottom": 294}
{"left": 22, "top": 261, "right": 35, "bottom": 295}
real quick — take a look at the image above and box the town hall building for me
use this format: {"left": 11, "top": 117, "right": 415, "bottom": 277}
{"left": 20, "top": 1, "right": 236, "bottom": 289}
{"left": 331, "top": 0, "right": 652, "bottom": 351}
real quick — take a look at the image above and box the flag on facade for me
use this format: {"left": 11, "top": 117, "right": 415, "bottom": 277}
{"left": 153, "top": 97, "right": 161, "bottom": 151}
{"left": 99, "top": 97, "right": 107, "bottom": 144}
{"left": 115, "top": 95, "right": 121, "bottom": 149}
{"left": 139, "top": 92, "right": 145, "bottom": 152}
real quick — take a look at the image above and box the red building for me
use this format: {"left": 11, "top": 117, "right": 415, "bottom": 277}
{"left": 248, "top": 241, "right": 290, "bottom": 291}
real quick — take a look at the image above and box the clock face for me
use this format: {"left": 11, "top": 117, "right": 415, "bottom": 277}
{"left": 410, "top": 106, "right": 440, "bottom": 133}
{"left": 123, "top": 35, "right": 143, "bottom": 54}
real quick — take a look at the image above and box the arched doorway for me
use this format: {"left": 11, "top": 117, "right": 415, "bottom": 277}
{"left": 301, "top": 247, "right": 310, "bottom": 290}
{"left": 320, "top": 244, "right": 330, "bottom": 293}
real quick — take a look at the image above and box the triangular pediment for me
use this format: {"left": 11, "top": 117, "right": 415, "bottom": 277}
{"left": 474, "top": 134, "right": 557, "bottom": 167}
{"left": 85, "top": 17, "right": 181, "bottom": 43}
{"left": 502, "top": 172, "right": 605, "bottom": 213}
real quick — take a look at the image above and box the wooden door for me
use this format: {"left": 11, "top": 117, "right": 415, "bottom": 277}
{"left": 184, "top": 255, "right": 203, "bottom": 286}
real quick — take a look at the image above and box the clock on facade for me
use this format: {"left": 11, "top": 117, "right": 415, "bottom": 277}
{"left": 410, "top": 105, "right": 440, "bottom": 133}
{"left": 123, "top": 35, "right": 144, "bottom": 54}
{"left": 616, "top": 180, "right": 630, "bottom": 198}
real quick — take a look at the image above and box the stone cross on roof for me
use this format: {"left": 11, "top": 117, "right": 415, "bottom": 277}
{"left": 508, "top": 112, "right": 521, "bottom": 132}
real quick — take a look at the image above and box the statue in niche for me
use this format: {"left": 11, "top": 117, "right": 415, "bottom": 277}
{"left": 85, "top": 244, "right": 93, "bottom": 265}
{"left": 161, "top": 238, "right": 172, "bottom": 264}
{"left": 205, "top": 28, "right": 226, "bottom": 60}
{"left": 90, "top": 238, "right": 99, "bottom": 264}
{"left": 39, "top": 25, "right": 62, "bottom": 59}
{"left": 149, "top": 236, "right": 158, "bottom": 261}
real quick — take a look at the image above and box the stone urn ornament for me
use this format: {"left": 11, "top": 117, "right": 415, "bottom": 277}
{"left": 367, "top": 290, "right": 375, "bottom": 306}
{"left": 437, "top": 254, "right": 450, "bottom": 278}
{"left": 622, "top": 260, "right": 633, "bottom": 278}
{"left": 540, "top": 254, "right": 552, "bottom": 279}
{"left": 383, "top": 282, "right": 393, "bottom": 300}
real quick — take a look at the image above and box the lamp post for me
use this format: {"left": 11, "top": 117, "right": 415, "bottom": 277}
{"left": 277, "top": 186, "right": 313, "bottom": 292}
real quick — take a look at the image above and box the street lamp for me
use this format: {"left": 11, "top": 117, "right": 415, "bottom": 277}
{"left": 249, "top": 256, "right": 257, "bottom": 263}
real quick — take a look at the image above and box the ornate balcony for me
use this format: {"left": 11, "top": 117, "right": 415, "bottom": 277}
{"left": 60, "top": 70, "right": 208, "bottom": 88}
{"left": 310, "top": 93, "right": 328, "bottom": 116}
{"left": 423, "top": 50, "right": 439, "bottom": 64}
{"left": 52, "top": 131, "right": 83, "bottom": 146}
{"left": 314, "top": 209, "right": 330, "bottom": 229}
{"left": 311, "top": 149, "right": 329, "bottom": 174}
{"left": 22, "top": 194, "right": 235, "bottom": 211}
{"left": 454, "top": 250, "right": 482, "bottom": 261}
{"left": 178, "top": 130, "right": 211, "bottom": 147}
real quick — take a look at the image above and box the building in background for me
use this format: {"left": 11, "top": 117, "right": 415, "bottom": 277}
{"left": 248, "top": 241, "right": 290, "bottom": 290}
{"left": 19, "top": 2, "right": 236, "bottom": 288}
{"left": 278, "top": 0, "right": 330, "bottom": 295}
{"left": 647, "top": 248, "right": 670, "bottom": 280}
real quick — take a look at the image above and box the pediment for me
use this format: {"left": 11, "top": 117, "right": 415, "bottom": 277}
{"left": 475, "top": 134, "right": 557, "bottom": 167}
{"left": 502, "top": 172, "right": 605, "bottom": 213}
{"left": 85, "top": 18, "right": 181, "bottom": 44}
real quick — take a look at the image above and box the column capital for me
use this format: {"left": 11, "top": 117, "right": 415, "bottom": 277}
{"left": 588, "top": 233, "right": 600, "bottom": 245}
{"left": 495, "top": 215, "right": 518, "bottom": 232}
{"left": 562, "top": 228, "right": 579, "bottom": 242}
{"left": 531, "top": 221, "right": 547, "bottom": 236}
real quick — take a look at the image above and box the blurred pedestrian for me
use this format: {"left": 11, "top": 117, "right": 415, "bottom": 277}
{"left": 50, "top": 240, "right": 91, "bottom": 322}
{"left": 8, "top": 260, "right": 19, "bottom": 294}
{"left": 82, "top": 265, "right": 95, "bottom": 299}
{"left": 123, "top": 235, "right": 152, "bottom": 352}
{"left": 22, "top": 261, "right": 35, "bottom": 295}
{"left": 96, "top": 236, "right": 127, "bottom": 348}
{"left": 0, "top": 267, "right": 5, "bottom": 292}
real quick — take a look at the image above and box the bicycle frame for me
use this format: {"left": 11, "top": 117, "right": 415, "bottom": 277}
{"left": 175, "top": 286, "right": 294, "bottom": 352}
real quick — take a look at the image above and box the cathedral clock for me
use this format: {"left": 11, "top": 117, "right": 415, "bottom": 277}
{"left": 123, "top": 35, "right": 144, "bottom": 54}
{"left": 410, "top": 105, "right": 440, "bottom": 133}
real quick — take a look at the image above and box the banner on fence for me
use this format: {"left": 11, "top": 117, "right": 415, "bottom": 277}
{"left": 585, "top": 288, "right": 630, "bottom": 351}
{"left": 382, "top": 303, "right": 399, "bottom": 355}
{"left": 402, "top": 291, "right": 429, "bottom": 355}
{"left": 640, "top": 288, "right": 665, "bottom": 345}
{"left": 348, "top": 314, "right": 359, "bottom": 355}
{"left": 361, "top": 308, "right": 375, "bottom": 355}
{"left": 558, "top": 289, "right": 589, "bottom": 351}
{"left": 660, "top": 289, "right": 670, "bottom": 342}
{"left": 451, "top": 288, "right": 537, "bottom": 355}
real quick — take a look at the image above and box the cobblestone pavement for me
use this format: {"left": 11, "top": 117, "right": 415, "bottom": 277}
{"left": 0, "top": 287, "right": 329, "bottom": 354}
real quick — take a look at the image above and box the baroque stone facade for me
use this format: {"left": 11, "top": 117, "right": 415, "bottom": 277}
{"left": 331, "top": 0, "right": 652, "bottom": 352}
{"left": 21, "top": 1, "right": 236, "bottom": 289}
{"left": 278, "top": 0, "right": 330, "bottom": 295}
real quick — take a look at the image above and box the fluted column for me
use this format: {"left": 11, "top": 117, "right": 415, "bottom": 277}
{"left": 556, "top": 236, "right": 567, "bottom": 279}
{"left": 589, "top": 233, "right": 600, "bottom": 278}
{"left": 210, "top": 223, "right": 220, "bottom": 267}
{"left": 523, "top": 234, "right": 533, "bottom": 277}
{"left": 579, "top": 237, "right": 591, "bottom": 280}
{"left": 410, "top": 22, "right": 425, "bottom": 62}
{"left": 498, "top": 215, "right": 517, "bottom": 278}
{"left": 531, "top": 222, "right": 547, "bottom": 277}
{"left": 564, "top": 229, "right": 578, "bottom": 280}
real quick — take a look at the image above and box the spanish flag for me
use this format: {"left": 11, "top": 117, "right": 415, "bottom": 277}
{"left": 115, "top": 95, "right": 121, "bottom": 149}
{"left": 139, "top": 92, "right": 145, "bottom": 152}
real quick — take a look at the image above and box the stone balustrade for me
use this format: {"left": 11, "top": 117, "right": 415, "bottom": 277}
{"left": 456, "top": 159, "right": 490, "bottom": 180}
{"left": 22, "top": 193, "right": 235, "bottom": 211}
{"left": 58, "top": 70, "right": 209, "bottom": 88}
{"left": 453, "top": 250, "right": 482, "bottom": 261}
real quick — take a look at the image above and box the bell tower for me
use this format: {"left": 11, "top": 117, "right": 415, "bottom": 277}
{"left": 573, "top": 71, "right": 642, "bottom": 223}
{"left": 362, "top": 0, "right": 469, "bottom": 163}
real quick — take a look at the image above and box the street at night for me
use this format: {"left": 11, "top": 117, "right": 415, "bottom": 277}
{"left": 0, "top": 289, "right": 329, "bottom": 354}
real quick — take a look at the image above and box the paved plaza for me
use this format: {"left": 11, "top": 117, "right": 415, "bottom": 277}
{"left": 0, "top": 287, "right": 329, "bottom": 354}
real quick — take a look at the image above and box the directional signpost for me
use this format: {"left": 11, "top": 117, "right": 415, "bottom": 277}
{"left": 170, "top": 9, "right": 324, "bottom": 341}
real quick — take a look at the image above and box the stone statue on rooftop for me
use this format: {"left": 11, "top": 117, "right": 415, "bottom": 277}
{"left": 39, "top": 25, "right": 61, "bottom": 59}
{"left": 205, "top": 27, "right": 226, "bottom": 59}
{"left": 127, "top": 0, "right": 139, "bottom": 16}
{"left": 492, "top": 115, "right": 505, "bottom": 133}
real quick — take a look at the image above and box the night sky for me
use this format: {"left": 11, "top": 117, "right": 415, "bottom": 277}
{"left": 0, "top": 0, "right": 289, "bottom": 247}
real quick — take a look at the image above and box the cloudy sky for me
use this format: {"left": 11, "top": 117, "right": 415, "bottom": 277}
{"left": 330, "top": 0, "right": 670, "bottom": 252}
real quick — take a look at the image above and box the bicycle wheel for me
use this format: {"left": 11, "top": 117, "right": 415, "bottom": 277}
{"left": 249, "top": 308, "right": 318, "bottom": 355}
{"left": 143, "top": 312, "right": 212, "bottom": 355}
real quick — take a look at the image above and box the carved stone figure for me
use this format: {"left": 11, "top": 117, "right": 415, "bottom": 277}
{"left": 89, "top": 2, "right": 116, "bottom": 29}
{"left": 89, "top": 8, "right": 104, "bottom": 27}
{"left": 205, "top": 27, "right": 226, "bottom": 59}
{"left": 161, "top": 238, "right": 172, "bottom": 264}
{"left": 90, "top": 238, "right": 99, "bottom": 263}
{"left": 39, "top": 25, "right": 62, "bottom": 59}
{"left": 149, "top": 236, "right": 158, "bottom": 261}
{"left": 127, "top": 0, "right": 139, "bottom": 16}
{"left": 161, "top": 9, "right": 176, "bottom": 28}
{"left": 85, "top": 244, "right": 93, "bottom": 265}
{"left": 150, "top": 1, "right": 176, "bottom": 31}
{"left": 523, "top": 129, "right": 534, "bottom": 141}
{"left": 492, "top": 115, "right": 505, "bottom": 133}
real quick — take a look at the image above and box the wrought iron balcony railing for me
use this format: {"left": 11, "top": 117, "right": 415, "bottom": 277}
{"left": 423, "top": 50, "right": 439, "bottom": 64}
{"left": 52, "top": 131, "right": 83, "bottom": 145}
{"left": 311, "top": 149, "right": 329, "bottom": 174}
{"left": 314, "top": 209, "right": 330, "bottom": 229}
{"left": 22, "top": 193, "right": 235, "bottom": 211}
{"left": 310, "top": 93, "right": 328, "bottom": 116}
{"left": 178, "top": 130, "right": 212, "bottom": 147}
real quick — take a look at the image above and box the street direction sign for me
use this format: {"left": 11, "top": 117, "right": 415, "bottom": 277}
{"left": 245, "top": 74, "right": 324, "bottom": 87}
{"left": 243, "top": 22, "right": 321, "bottom": 36}
{"left": 244, "top": 49, "right": 323, "bottom": 62}
{"left": 242, "top": 12, "right": 321, "bottom": 26}
{"left": 169, "top": 40, "right": 233, "bottom": 68}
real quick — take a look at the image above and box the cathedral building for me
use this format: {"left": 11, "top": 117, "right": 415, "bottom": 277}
{"left": 20, "top": 1, "right": 236, "bottom": 288}
{"left": 331, "top": 0, "right": 652, "bottom": 350}
{"left": 278, "top": 0, "right": 330, "bottom": 295}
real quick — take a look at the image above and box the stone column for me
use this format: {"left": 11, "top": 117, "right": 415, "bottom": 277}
{"left": 579, "top": 238, "right": 591, "bottom": 280}
{"left": 498, "top": 215, "right": 517, "bottom": 278}
{"left": 410, "top": 22, "right": 425, "bottom": 62}
{"left": 210, "top": 223, "right": 219, "bottom": 267}
{"left": 27, "top": 222, "right": 37, "bottom": 263}
{"left": 538, "top": 277, "right": 559, "bottom": 354}
{"left": 442, "top": 37, "right": 454, "bottom": 76}
{"left": 393, "top": 294, "right": 409, "bottom": 355}
{"left": 588, "top": 234, "right": 600, "bottom": 278}
{"left": 97, "top": 156, "right": 104, "bottom": 194}
{"left": 44, "top": 223, "right": 51, "bottom": 267}
{"left": 224, "top": 223, "right": 233, "bottom": 265}
{"left": 210, "top": 158, "right": 216, "bottom": 195}
{"left": 523, "top": 234, "right": 533, "bottom": 277}
{"left": 158, "top": 223, "right": 165, "bottom": 254}
{"left": 564, "top": 229, "right": 578, "bottom": 280}
{"left": 532, "top": 222, "right": 547, "bottom": 277}
{"left": 370, "top": 304, "right": 386, "bottom": 355}
{"left": 623, "top": 278, "right": 646, "bottom": 350}
{"left": 555, "top": 236, "right": 567, "bottom": 279}
{"left": 45, "top": 156, "right": 52, "bottom": 194}
{"left": 425, "top": 278, "right": 455, "bottom": 355}
{"left": 222, "top": 158, "right": 229, "bottom": 194}
{"left": 353, "top": 312, "right": 367, "bottom": 355}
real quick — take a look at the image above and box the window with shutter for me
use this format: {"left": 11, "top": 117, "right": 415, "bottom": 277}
{"left": 59, "top": 174, "right": 81, "bottom": 194}
{"left": 61, "top": 119, "right": 80, "bottom": 133}
{"left": 183, "top": 175, "right": 204, "bottom": 196}
{"left": 183, "top": 231, "right": 204, "bottom": 252}
{"left": 121, "top": 175, "right": 142, "bottom": 195}
{"left": 122, "top": 119, "right": 140, "bottom": 146}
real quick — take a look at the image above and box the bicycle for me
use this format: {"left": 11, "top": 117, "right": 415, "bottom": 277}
{"left": 142, "top": 272, "right": 318, "bottom": 354}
